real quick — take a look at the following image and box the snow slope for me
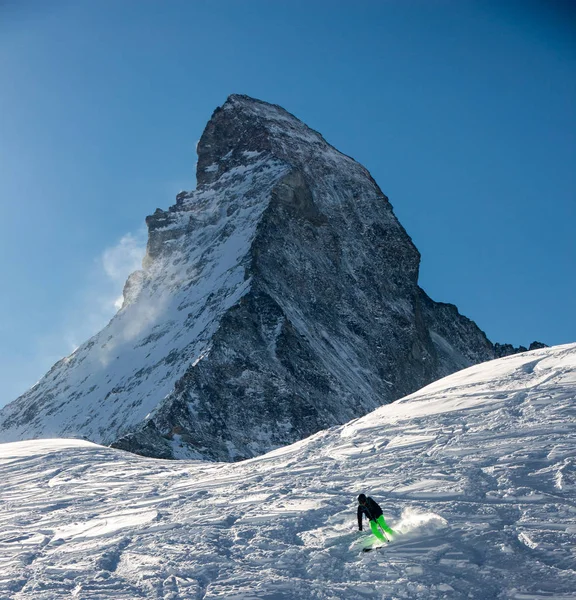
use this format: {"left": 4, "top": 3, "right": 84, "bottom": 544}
{"left": 1, "top": 343, "right": 575, "bottom": 599}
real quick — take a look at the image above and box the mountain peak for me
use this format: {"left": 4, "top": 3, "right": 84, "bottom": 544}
{"left": 1, "top": 96, "right": 498, "bottom": 461}
{"left": 195, "top": 94, "right": 349, "bottom": 186}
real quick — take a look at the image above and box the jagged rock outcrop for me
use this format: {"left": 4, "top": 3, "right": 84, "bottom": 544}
{"left": 1, "top": 95, "right": 513, "bottom": 460}
{"left": 494, "top": 341, "right": 548, "bottom": 358}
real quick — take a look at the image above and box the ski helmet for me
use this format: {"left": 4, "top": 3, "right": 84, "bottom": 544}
{"left": 358, "top": 494, "right": 367, "bottom": 503}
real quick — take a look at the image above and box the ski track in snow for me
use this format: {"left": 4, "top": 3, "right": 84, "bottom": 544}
{"left": 1, "top": 344, "right": 575, "bottom": 599}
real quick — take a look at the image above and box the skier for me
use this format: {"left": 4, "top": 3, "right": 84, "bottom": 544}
{"left": 357, "top": 493, "right": 395, "bottom": 543}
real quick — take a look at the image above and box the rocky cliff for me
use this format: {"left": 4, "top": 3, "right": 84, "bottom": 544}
{"left": 1, "top": 95, "right": 501, "bottom": 460}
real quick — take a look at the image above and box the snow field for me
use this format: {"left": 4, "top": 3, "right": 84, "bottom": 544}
{"left": 1, "top": 343, "right": 575, "bottom": 599}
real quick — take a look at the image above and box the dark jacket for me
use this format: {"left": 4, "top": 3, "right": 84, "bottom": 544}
{"left": 357, "top": 496, "right": 383, "bottom": 530}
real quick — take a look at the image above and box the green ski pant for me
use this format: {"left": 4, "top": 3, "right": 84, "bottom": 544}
{"left": 370, "top": 515, "right": 395, "bottom": 542}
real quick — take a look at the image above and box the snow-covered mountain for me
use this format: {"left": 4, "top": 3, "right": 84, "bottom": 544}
{"left": 1, "top": 343, "right": 574, "bottom": 599}
{"left": 1, "top": 95, "right": 510, "bottom": 460}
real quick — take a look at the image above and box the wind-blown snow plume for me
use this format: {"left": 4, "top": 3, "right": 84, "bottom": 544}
{"left": 102, "top": 231, "right": 147, "bottom": 309}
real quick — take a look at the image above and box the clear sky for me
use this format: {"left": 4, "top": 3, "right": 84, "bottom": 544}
{"left": 1, "top": 0, "right": 575, "bottom": 407}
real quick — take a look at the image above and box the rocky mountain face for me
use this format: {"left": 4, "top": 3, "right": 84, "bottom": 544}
{"left": 1, "top": 95, "right": 511, "bottom": 460}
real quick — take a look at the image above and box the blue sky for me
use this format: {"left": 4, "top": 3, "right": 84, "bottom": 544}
{"left": 1, "top": 0, "right": 575, "bottom": 407}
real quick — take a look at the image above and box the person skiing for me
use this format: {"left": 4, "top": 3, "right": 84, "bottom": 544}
{"left": 357, "top": 493, "right": 395, "bottom": 543}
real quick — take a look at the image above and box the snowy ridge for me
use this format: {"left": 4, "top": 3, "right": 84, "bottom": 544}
{"left": 1, "top": 343, "right": 575, "bottom": 598}
{"left": 0, "top": 154, "right": 289, "bottom": 445}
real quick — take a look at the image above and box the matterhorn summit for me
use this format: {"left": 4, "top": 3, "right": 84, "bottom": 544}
{"left": 0, "top": 95, "right": 499, "bottom": 460}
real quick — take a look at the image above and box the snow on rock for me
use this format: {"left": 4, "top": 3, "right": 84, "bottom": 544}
{"left": 1, "top": 343, "right": 575, "bottom": 598}
{"left": 0, "top": 95, "right": 500, "bottom": 461}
